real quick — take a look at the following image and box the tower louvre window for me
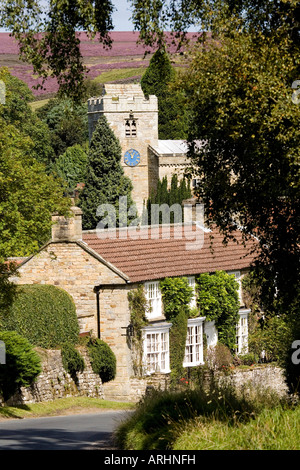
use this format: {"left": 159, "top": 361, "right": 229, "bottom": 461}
{"left": 125, "top": 114, "right": 137, "bottom": 138}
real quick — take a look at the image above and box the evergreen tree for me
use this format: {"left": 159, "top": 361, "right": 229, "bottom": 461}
{"left": 143, "top": 175, "right": 192, "bottom": 225}
{"left": 79, "top": 115, "right": 136, "bottom": 230}
{"left": 141, "top": 48, "right": 188, "bottom": 139}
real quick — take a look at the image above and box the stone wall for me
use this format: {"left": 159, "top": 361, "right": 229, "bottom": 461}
{"left": 217, "top": 365, "right": 289, "bottom": 397}
{"left": 127, "top": 365, "right": 288, "bottom": 402}
{"left": 5, "top": 346, "right": 104, "bottom": 406}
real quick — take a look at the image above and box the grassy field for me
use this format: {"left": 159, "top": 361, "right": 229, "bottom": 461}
{"left": 114, "top": 385, "right": 300, "bottom": 450}
{"left": 92, "top": 66, "right": 147, "bottom": 84}
{"left": 0, "top": 396, "right": 134, "bottom": 421}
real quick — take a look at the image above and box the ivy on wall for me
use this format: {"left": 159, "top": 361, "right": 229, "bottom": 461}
{"left": 196, "top": 271, "right": 240, "bottom": 352}
{"left": 128, "top": 285, "right": 149, "bottom": 375}
{"left": 160, "top": 277, "right": 194, "bottom": 384}
{"left": 127, "top": 272, "right": 241, "bottom": 382}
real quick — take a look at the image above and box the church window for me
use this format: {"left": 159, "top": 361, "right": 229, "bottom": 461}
{"left": 125, "top": 113, "right": 137, "bottom": 138}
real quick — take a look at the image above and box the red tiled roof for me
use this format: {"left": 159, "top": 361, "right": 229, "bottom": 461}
{"left": 82, "top": 223, "right": 259, "bottom": 283}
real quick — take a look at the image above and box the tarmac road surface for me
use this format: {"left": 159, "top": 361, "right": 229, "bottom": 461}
{"left": 0, "top": 410, "right": 128, "bottom": 450}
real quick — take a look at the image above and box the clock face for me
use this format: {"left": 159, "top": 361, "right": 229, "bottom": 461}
{"left": 124, "top": 149, "right": 140, "bottom": 167}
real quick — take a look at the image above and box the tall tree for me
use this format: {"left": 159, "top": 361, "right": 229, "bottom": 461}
{"left": 0, "top": 68, "right": 71, "bottom": 261}
{"left": 36, "top": 97, "right": 89, "bottom": 161}
{"left": 79, "top": 115, "right": 136, "bottom": 230}
{"left": 144, "top": 175, "right": 191, "bottom": 224}
{"left": 0, "top": 118, "right": 70, "bottom": 260}
{"left": 141, "top": 47, "right": 188, "bottom": 139}
{"left": 51, "top": 143, "right": 89, "bottom": 193}
{"left": 0, "top": 67, "right": 54, "bottom": 165}
{"left": 178, "top": 31, "right": 299, "bottom": 309}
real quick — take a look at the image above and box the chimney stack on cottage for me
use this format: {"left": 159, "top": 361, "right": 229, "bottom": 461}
{"left": 51, "top": 205, "right": 83, "bottom": 242}
{"left": 182, "top": 197, "right": 205, "bottom": 226}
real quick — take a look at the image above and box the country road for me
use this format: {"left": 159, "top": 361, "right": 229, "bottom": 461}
{"left": 0, "top": 410, "right": 128, "bottom": 450}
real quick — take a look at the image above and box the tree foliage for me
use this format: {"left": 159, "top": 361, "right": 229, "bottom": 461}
{"left": 0, "top": 0, "right": 115, "bottom": 100}
{"left": 79, "top": 115, "right": 136, "bottom": 230}
{"left": 37, "top": 97, "right": 89, "bottom": 161}
{"left": 130, "top": 0, "right": 300, "bottom": 51}
{"left": 141, "top": 47, "right": 188, "bottom": 139}
{"left": 144, "top": 174, "right": 192, "bottom": 224}
{"left": 179, "top": 31, "right": 300, "bottom": 310}
{"left": 0, "top": 67, "right": 54, "bottom": 165}
{"left": 0, "top": 330, "right": 42, "bottom": 401}
{"left": 51, "top": 143, "right": 88, "bottom": 192}
{"left": 0, "top": 118, "right": 70, "bottom": 260}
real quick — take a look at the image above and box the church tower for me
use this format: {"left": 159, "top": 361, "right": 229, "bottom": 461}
{"left": 87, "top": 84, "right": 159, "bottom": 215}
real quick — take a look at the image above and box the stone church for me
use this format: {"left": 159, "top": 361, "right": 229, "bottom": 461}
{"left": 87, "top": 83, "right": 192, "bottom": 215}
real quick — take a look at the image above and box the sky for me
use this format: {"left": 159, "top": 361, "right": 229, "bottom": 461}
{"left": 112, "top": 0, "right": 135, "bottom": 31}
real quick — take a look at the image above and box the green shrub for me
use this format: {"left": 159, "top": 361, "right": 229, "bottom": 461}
{"left": 87, "top": 338, "right": 116, "bottom": 383}
{"left": 2, "top": 285, "right": 80, "bottom": 348}
{"left": 0, "top": 330, "right": 42, "bottom": 401}
{"left": 61, "top": 343, "right": 85, "bottom": 380}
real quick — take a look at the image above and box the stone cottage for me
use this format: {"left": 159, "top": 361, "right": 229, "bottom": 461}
{"left": 11, "top": 203, "right": 259, "bottom": 401}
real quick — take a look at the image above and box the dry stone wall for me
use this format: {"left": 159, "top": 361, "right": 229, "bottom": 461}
{"left": 5, "top": 346, "right": 104, "bottom": 406}
{"left": 128, "top": 365, "right": 288, "bottom": 402}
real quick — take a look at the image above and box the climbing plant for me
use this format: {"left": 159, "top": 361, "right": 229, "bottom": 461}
{"left": 127, "top": 285, "right": 149, "bottom": 375}
{"left": 196, "top": 271, "right": 240, "bottom": 352}
{"left": 160, "top": 277, "right": 194, "bottom": 384}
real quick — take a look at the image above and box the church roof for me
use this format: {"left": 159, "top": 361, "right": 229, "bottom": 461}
{"left": 82, "top": 223, "right": 259, "bottom": 283}
{"left": 150, "top": 140, "right": 206, "bottom": 157}
{"left": 151, "top": 140, "right": 188, "bottom": 156}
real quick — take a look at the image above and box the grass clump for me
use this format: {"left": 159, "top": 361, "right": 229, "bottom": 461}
{"left": 173, "top": 405, "right": 300, "bottom": 450}
{"left": 114, "top": 384, "right": 299, "bottom": 450}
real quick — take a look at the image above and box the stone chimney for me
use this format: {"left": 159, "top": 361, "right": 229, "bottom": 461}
{"left": 51, "top": 205, "right": 83, "bottom": 242}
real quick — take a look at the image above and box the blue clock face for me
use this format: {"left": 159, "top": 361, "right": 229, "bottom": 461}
{"left": 124, "top": 149, "right": 140, "bottom": 167}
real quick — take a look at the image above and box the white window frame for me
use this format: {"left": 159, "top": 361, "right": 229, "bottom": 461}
{"left": 183, "top": 317, "right": 206, "bottom": 367}
{"left": 142, "top": 323, "right": 172, "bottom": 374}
{"left": 144, "top": 280, "right": 162, "bottom": 320}
{"left": 186, "top": 276, "right": 197, "bottom": 309}
{"left": 236, "top": 309, "right": 249, "bottom": 355}
{"left": 228, "top": 270, "right": 242, "bottom": 304}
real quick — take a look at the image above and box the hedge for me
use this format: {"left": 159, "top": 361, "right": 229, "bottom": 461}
{"left": 1, "top": 284, "right": 80, "bottom": 348}
{"left": 87, "top": 338, "right": 116, "bottom": 383}
{"left": 0, "top": 330, "right": 42, "bottom": 401}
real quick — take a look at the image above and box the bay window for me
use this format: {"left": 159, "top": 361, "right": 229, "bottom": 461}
{"left": 142, "top": 323, "right": 171, "bottom": 374}
{"left": 183, "top": 317, "right": 205, "bottom": 367}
